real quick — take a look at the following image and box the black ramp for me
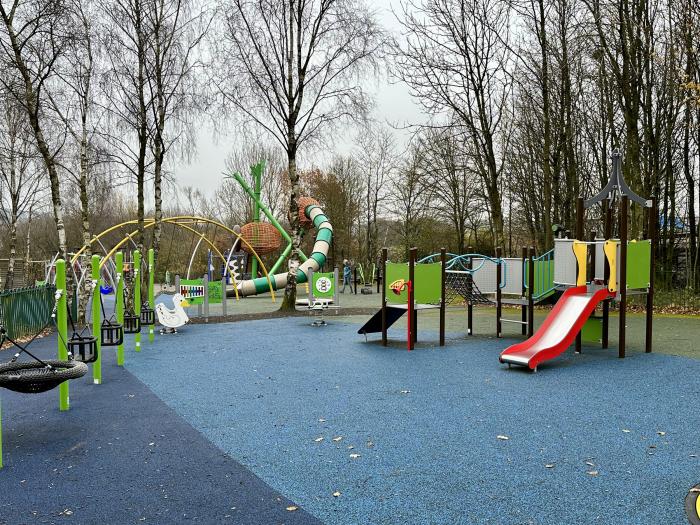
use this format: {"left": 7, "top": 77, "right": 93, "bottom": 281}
{"left": 357, "top": 306, "right": 406, "bottom": 334}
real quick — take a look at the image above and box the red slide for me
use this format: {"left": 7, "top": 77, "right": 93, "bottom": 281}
{"left": 499, "top": 286, "right": 615, "bottom": 371}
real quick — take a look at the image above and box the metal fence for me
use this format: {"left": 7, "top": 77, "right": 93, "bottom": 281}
{"left": 0, "top": 285, "right": 57, "bottom": 340}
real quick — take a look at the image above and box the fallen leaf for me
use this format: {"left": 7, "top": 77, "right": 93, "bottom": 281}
{"left": 587, "top": 470, "right": 599, "bottom": 476}
{"left": 657, "top": 431, "right": 666, "bottom": 436}
{"left": 497, "top": 435, "right": 509, "bottom": 441}
{"left": 545, "top": 464, "right": 555, "bottom": 468}
{"left": 332, "top": 436, "right": 343, "bottom": 442}
{"left": 400, "top": 390, "right": 411, "bottom": 394}
{"left": 585, "top": 461, "right": 595, "bottom": 467}
{"left": 349, "top": 453, "right": 361, "bottom": 459}
{"left": 319, "top": 418, "right": 326, "bottom": 423}
{"left": 366, "top": 441, "right": 374, "bottom": 448}
{"left": 622, "top": 429, "right": 631, "bottom": 433}
{"left": 347, "top": 445, "right": 354, "bottom": 450}
{"left": 314, "top": 437, "right": 324, "bottom": 443}
{"left": 333, "top": 491, "right": 341, "bottom": 497}
{"left": 286, "top": 506, "right": 298, "bottom": 512}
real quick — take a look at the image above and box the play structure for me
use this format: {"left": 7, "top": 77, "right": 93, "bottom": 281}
{"left": 500, "top": 150, "right": 655, "bottom": 370}
{"left": 358, "top": 248, "right": 447, "bottom": 350}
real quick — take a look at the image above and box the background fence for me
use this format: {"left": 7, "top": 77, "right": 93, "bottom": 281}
{"left": 0, "top": 285, "right": 56, "bottom": 340}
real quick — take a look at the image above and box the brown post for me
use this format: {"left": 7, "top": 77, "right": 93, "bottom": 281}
{"left": 381, "top": 248, "right": 387, "bottom": 346}
{"left": 520, "top": 246, "right": 527, "bottom": 335}
{"left": 602, "top": 200, "right": 612, "bottom": 349}
{"left": 467, "top": 246, "right": 473, "bottom": 336}
{"left": 528, "top": 246, "right": 535, "bottom": 337}
{"left": 575, "top": 197, "right": 584, "bottom": 354}
{"left": 409, "top": 247, "right": 417, "bottom": 349}
{"left": 496, "top": 247, "right": 502, "bottom": 338}
{"left": 439, "top": 248, "right": 446, "bottom": 346}
{"left": 619, "top": 196, "right": 628, "bottom": 358}
{"left": 645, "top": 197, "right": 656, "bottom": 353}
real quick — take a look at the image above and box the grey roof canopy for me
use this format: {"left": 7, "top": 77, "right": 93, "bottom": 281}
{"left": 584, "top": 149, "right": 653, "bottom": 209}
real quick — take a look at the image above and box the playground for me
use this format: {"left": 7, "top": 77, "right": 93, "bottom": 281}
{"left": 1, "top": 155, "right": 699, "bottom": 525}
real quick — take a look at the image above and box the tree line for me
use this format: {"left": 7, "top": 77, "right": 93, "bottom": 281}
{"left": 0, "top": 0, "right": 698, "bottom": 308}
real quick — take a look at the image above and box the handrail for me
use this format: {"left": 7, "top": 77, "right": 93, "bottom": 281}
{"left": 523, "top": 249, "right": 555, "bottom": 300}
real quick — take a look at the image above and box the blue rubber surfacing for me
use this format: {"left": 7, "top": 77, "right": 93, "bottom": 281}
{"left": 0, "top": 333, "right": 322, "bottom": 525}
{"left": 124, "top": 318, "right": 700, "bottom": 525}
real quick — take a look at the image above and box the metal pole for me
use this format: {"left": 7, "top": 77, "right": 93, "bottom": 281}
{"left": 440, "top": 248, "right": 446, "bottom": 346}
{"left": 521, "top": 246, "right": 527, "bottom": 336}
{"left": 602, "top": 201, "right": 612, "bottom": 349}
{"left": 496, "top": 247, "right": 502, "bottom": 338}
{"left": 381, "top": 248, "right": 387, "bottom": 346}
{"left": 575, "top": 197, "right": 584, "bottom": 354}
{"left": 92, "top": 255, "right": 102, "bottom": 384}
{"left": 148, "top": 249, "right": 155, "bottom": 343}
{"left": 467, "top": 246, "right": 473, "bottom": 336}
{"left": 646, "top": 197, "right": 656, "bottom": 353}
{"left": 116, "top": 252, "right": 125, "bottom": 366}
{"left": 619, "top": 195, "right": 628, "bottom": 358}
{"left": 203, "top": 274, "right": 209, "bottom": 322}
{"left": 528, "top": 247, "right": 535, "bottom": 337}
{"left": 222, "top": 276, "right": 227, "bottom": 317}
{"left": 409, "top": 247, "right": 416, "bottom": 349}
{"left": 56, "top": 259, "right": 69, "bottom": 410}
{"left": 354, "top": 266, "right": 358, "bottom": 294}
{"left": 134, "top": 250, "right": 141, "bottom": 352}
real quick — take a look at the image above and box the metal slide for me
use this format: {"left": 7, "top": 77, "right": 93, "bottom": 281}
{"left": 499, "top": 286, "right": 614, "bottom": 370}
{"left": 229, "top": 204, "right": 333, "bottom": 297}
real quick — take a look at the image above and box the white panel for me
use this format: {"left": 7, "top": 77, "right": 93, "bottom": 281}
{"left": 502, "top": 258, "right": 523, "bottom": 295}
{"left": 553, "top": 239, "right": 577, "bottom": 286}
{"left": 471, "top": 258, "right": 498, "bottom": 293}
{"left": 594, "top": 241, "right": 605, "bottom": 281}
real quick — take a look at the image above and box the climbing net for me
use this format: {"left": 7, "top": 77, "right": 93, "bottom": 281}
{"left": 445, "top": 271, "right": 493, "bottom": 306}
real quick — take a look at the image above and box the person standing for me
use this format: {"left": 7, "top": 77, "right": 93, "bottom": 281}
{"left": 341, "top": 259, "right": 353, "bottom": 293}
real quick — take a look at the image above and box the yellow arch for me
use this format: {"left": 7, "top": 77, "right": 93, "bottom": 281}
{"left": 73, "top": 216, "right": 276, "bottom": 302}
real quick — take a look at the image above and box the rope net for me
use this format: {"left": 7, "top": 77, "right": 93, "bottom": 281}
{"left": 445, "top": 271, "right": 493, "bottom": 306}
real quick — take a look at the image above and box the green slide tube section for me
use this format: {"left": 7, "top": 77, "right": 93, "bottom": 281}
{"left": 91, "top": 255, "right": 102, "bottom": 384}
{"left": 233, "top": 203, "right": 333, "bottom": 296}
{"left": 56, "top": 259, "right": 69, "bottom": 411}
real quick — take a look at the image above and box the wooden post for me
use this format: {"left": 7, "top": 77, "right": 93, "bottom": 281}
{"left": 467, "top": 246, "right": 473, "bottom": 336}
{"left": 520, "top": 246, "right": 527, "bottom": 336}
{"left": 645, "top": 197, "right": 656, "bottom": 353}
{"left": 409, "top": 247, "right": 416, "bottom": 349}
{"left": 602, "top": 201, "right": 612, "bottom": 349}
{"left": 575, "top": 198, "right": 584, "bottom": 354}
{"left": 496, "top": 247, "right": 502, "bottom": 338}
{"left": 619, "top": 196, "right": 628, "bottom": 358}
{"left": 381, "top": 248, "right": 387, "bottom": 347}
{"left": 439, "top": 248, "right": 446, "bottom": 346}
{"left": 528, "top": 246, "right": 535, "bottom": 337}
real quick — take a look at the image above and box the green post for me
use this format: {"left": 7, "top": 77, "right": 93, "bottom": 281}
{"left": 134, "top": 250, "right": 142, "bottom": 353}
{"left": 56, "top": 259, "right": 69, "bottom": 411}
{"left": 148, "top": 249, "right": 155, "bottom": 343}
{"left": 250, "top": 161, "right": 264, "bottom": 279}
{"left": 91, "top": 255, "right": 102, "bottom": 384}
{"left": 116, "top": 252, "right": 125, "bottom": 366}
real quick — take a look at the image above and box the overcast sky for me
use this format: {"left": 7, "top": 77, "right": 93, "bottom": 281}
{"left": 170, "top": 0, "right": 424, "bottom": 199}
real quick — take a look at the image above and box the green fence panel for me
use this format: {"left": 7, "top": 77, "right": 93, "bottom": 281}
{"left": 208, "top": 281, "right": 223, "bottom": 305}
{"left": 0, "top": 285, "right": 56, "bottom": 340}
{"left": 626, "top": 240, "right": 651, "bottom": 290}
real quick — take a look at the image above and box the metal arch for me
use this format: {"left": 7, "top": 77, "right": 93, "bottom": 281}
{"left": 75, "top": 216, "right": 277, "bottom": 302}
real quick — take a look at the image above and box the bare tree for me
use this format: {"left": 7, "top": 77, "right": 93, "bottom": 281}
{"left": 0, "top": 0, "right": 70, "bottom": 256}
{"left": 355, "top": 123, "right": 395, "bottom": 267}
{"left": 216, "top": 0, "right": 387, "bottom": 310}
{"left": 0, "top": 95, "right": 44, "bottom": 288}
{"left": 394, "top": 0, "right": 513, "bottom": 250}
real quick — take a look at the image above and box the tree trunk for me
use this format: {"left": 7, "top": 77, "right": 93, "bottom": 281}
{"left": 280, "top": 152, "right": 300, "bottom": 311}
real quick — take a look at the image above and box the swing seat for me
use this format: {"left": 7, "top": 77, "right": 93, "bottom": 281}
{"left": 101, "top": 318, "right": 123, "bottom": 346}
{"left": 123, "top": 313, "right": 141, "bottom": 334}
{"left": 140, "top": 305, "right": 155, "bottom": 326}
{"left": 68, "top": 332, "right": 98, "bottom": 363}
{"left": 0, "top": 360, "right": 88, "bottom": 394}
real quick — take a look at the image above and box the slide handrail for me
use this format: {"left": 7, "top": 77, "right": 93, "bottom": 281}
{"left": 523, "top": 249, "right": 555, "bottom": 300}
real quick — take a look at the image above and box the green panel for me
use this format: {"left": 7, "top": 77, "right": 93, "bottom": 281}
{"left": 0, "top": 285, "right": 55, "bottom": 340}
{"left": 208, "top": 281, "right": 223, "bottom": 304}
{"left": 384, "top": 262, "right": 442, "bottom": 305}
{"left": 626, "top": 240, "right": 651, "bottom": 289}
{"left": 414, "top": 263, "right": 442, "bottom": 304}
{"left": 385, "top": 263, "right": 409, "bottom": 304}
{"left": 312, "top": 272, "right": 335, "bottom": 298}
{"left": 180, "top": 278, "right": 205, "bottom": 305}
{"left": 582, "top": 317, "right": 602, "bottom": 343}
{"left": 534, "top": 259, "right": 554, "bottom": 297}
